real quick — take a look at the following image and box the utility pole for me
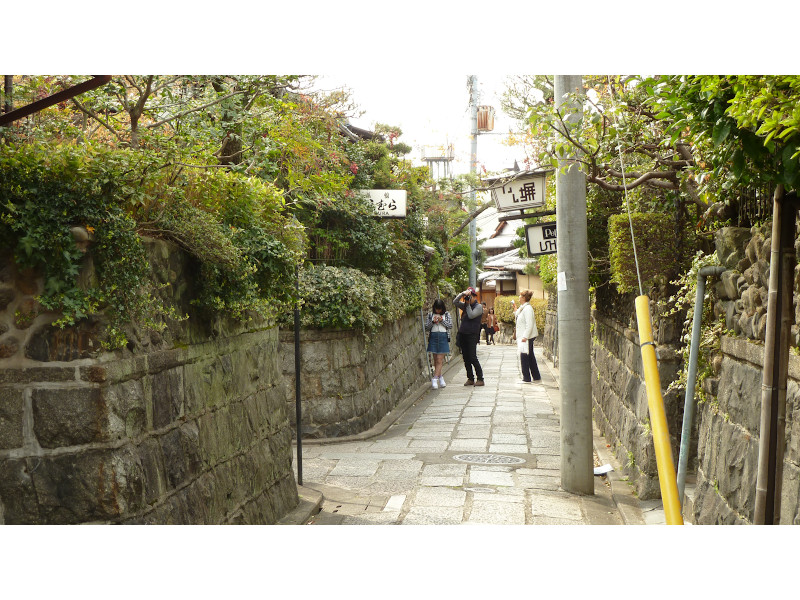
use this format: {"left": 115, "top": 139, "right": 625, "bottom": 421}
{"left": 468, "top": 75, "right": 478, "bottom": 288}
{"left": 555, "top": 75, "right": 594, "bottom": 495}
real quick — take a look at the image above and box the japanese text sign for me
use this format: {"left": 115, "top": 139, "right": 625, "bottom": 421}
{"left": 525, "top": 222, "right": 557, "bottom": 256}
{"left": 490, "top": 173, "right": 547, "bottom": 213}
{"left": 359, "top": 189, "right": 407, "bottom": 218}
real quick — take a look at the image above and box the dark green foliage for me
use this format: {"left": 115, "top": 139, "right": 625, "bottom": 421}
{"left": 0, "top": 144, "right": 166, "bottom": 348}
{"left": 608, "top": 212, "right": 688, "bottom": 294}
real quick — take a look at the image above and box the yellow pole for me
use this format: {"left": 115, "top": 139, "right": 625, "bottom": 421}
{"left": 635, "top": 295, "right": 684, "bottom": 525}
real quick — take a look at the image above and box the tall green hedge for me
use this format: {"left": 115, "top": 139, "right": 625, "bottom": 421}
{"left": 608, "top": 212, "right": 679, "bottom": 294}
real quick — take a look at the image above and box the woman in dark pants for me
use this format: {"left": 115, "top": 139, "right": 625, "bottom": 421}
{"left": 514, "top": 289, "right": 541, "bottom": 383}
{"left": 454, "top": 287, "right": 484, "bottom": 386}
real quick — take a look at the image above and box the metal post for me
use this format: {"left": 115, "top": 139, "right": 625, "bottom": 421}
{"left": 677, "top": 266, "right": 725, "bottom": 505}
{"left": 468, "top": 75, "right": 478, "bottom": 288}
{"left": 554, "top": 75, "right": 594, "bottom": 495}
{"left": 294, "top": 264, "right": 303, "bottom": 486}
{"left": 754, "top": 188, "right": 797, "bottom": 524}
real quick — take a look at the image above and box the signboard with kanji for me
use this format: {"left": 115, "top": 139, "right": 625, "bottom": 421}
{"left": 359, "top": 189, "right": 407, "bottom": 218}
{"left": 490, "top": 173, "right": 547, "bottom": 213}
{"left": 525, "top": 222, "right": 557, "bottom": 256}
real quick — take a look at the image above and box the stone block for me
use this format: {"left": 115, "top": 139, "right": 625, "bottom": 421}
{"left": 25, "top": 320, "right": 103, "bottom": 362}
{"left": 0, "top": 334, "right": 19, "bottom": 359}
{"left": 29, "top": 447, "right": 146, "bottom": 523}
{"left": 310, "top": 397, "right": 339, "bottom": 425}
{"left": 151, "top": 367, "right": 184, "bottom": 429}
{"left": 301, "top": 341, "right": 330, "bottom": 372}
{"left": 0, "top": 457, "right": 40, "bottom": 524}
{"left": 0, "top": 387, "right": 24, "bottom": 449}
{"left": 32, "top": 386, "right": 108, "bottom": 448}
{"left": 103, "top": 378, "right": 146, "bottom": 440}
{"left": 137, "top": 436, "right": 167, "bottom": 506}
{"left": 0, "top": 287, "right": 15, "bottom": 312}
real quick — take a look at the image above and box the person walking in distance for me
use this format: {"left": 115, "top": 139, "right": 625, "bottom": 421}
{"left": 425, "top": 298, "right": 452, "bottom": 389}
{"left": 454, "top": 287, "right": 484, "bottom": 386}
{"left": 486, "top": 307, "right": 497, "bottom": 345}
{"left": 480, "top": 303, "right": 489, "bottom": 344}
{"left": 514, "top": 289, "right": 541, "bottom": 383}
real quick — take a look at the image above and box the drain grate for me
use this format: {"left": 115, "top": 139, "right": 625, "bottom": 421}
{"left": 452, "top": 453, "right": 526, "bottom": 465}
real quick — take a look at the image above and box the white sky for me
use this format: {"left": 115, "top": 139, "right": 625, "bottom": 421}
{"left": 313, "top": 72, "right": 525, "bottom": 175}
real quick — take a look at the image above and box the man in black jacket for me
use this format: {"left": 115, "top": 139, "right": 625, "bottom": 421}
{"left": 454, "top": 287, "right": 484, "bottom": 386}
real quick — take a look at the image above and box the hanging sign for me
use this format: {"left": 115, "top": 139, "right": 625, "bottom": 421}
{"left": 359, "top": 189, "right": 407, "bottom": 218}
{"left": 490, "top": 172, "right": 547, "bottom": 213}
{"left": 525, "top": 222, "right": 557, "bottom": 256}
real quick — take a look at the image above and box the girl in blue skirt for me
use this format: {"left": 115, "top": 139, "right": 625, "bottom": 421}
{"left": 425, "top": 298, "right": 453, "bottom": 389}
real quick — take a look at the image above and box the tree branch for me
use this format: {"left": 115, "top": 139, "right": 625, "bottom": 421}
{"left": 146, "top": 90, "right": 247, "bottom": 129}
{"left": 70, "top": 97, "right": 125, "bottom": 142}
{"left": 451, "top": 202, "right": 494, "bottom": 238}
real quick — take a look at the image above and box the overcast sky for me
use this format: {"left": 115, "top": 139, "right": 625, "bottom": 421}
{"left": 313, "top": 72, "right": 525, "bottom": 176}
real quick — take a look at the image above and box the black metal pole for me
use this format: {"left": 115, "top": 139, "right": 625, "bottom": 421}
{"left": 294, "top": 264, "right": 303, "bottom": 486}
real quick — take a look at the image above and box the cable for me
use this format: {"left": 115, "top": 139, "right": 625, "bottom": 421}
{"left": 606, "top": 76, "right": 644, "bottom": 296}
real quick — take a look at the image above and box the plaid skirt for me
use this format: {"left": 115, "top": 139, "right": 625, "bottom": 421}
{"left": 427, "top": 331, "right": 450, "bottom": 354}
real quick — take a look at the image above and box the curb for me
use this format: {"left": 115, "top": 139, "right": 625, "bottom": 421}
{"left": 541, "top": 353, "right": 646, "bottom": 525}
{"left": 592, "top": 425, "right": 646, "bottom": 525}
{"left": 299, "top": 356, "right": 463, "bottom": 446}
{"left": 277, "top": 485, "right": 323, "bottom": 525}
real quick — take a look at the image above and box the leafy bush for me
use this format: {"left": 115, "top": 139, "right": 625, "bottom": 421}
{"left": 279, "top": 264, "right": 412, "bottom": 331}
{"left": 531, "top": 298, "right": 547, "bottom": 333}
{"left": 494, "top": 295, "right": 516, "bottom": 323}
{"left": 0, "top": 143, "right": 173, "bottom": 348}
{"left": 493, "top": 295, "right": 546, "bottom": 333}
{"left": 0, "top": 143, "right": 308, "bottom": 346}
{"left": 608, "top": 212, "right": 684, "bottom": 294}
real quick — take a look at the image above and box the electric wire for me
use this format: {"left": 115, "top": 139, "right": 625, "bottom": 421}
{"left": 606, "top": 76, "right": 644, "bottom": 297}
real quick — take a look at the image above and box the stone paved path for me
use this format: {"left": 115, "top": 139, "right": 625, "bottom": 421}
{"left": 292, "top": 343, "right": 649, "bottom": 525}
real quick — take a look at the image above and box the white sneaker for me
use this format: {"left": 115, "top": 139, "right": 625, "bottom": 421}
{"left": 438, "top": 376, "right": 446, "bottom": 388}
{"left": 431, "top": 377, "right": 439, "bottom": 389}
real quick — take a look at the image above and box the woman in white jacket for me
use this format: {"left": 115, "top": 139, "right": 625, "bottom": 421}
{"left": 514, "top": 289, "right": 541, "bottom": 383}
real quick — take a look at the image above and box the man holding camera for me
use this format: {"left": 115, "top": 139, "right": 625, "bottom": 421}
{"left": 454, "top": 287, "right": 485, "bottom": 386}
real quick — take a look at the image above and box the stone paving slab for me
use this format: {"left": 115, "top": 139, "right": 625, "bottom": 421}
{"left": 300, "top": 346, "right": 649, "bottom": 526}
{"left": 402, "top": 506, "right": 463, "bottom": 525}
{"left": 469, "top": 470, "right": 514, "bottom": 486}
{"left": 413, "top": 486, "right": 467, "bottom": 507}
{"left": 467, "top": 500, "right": 526, "bottom": 524}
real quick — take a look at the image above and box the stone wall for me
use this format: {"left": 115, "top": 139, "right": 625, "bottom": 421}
{"left": 541, "top": 285, "right": 684, "bottom": 500}
{"left": 690, "top": 224, "right": 800, "bottom": 524}
{"left": 0, "top": 239, "right": 298, "bottom": 524}
{"left": 279, "top": 311, "right": 438, "bottom": 439}
{"left": 542, "top": 293, "right": 558, "bottom": 366}
{"left": 591, "top": 301, "right": 685, "bottom": 500}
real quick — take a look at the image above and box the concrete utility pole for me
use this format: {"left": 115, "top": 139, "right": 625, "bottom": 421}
{"left": 468, "top": 75, "right": 478, "bottom": 288}
{"left": 555, "top": 75, "right": 594, "bottom": 495}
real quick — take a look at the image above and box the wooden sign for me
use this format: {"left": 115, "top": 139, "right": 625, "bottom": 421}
{"left": 359, "top": 189, "right": 407, "bottom": 218}
{"left": 490, "top": 172, "right": 547, "bottom": 213}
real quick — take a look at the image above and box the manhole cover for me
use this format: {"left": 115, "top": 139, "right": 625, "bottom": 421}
{"left": 463, "top": 486, "right": 497, "bottom": 494}
{"left": 452, "top": 453, "right": 526, "bottom": 465}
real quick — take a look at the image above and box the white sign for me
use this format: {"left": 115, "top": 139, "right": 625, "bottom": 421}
{"left": 359, "top": 189, "right": 407, "bottom": 218}
{"left": 490, "top": 173, "right": 547, "bottom": 213}
{"left": 557, "top": 271, "right": 567, "bottom": 291}
{"left": 525, "top": 222, "right": 557, "bottom": 256}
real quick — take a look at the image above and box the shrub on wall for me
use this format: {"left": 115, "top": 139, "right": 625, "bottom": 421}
{"left": 493, "top": 295, "right": 546, "bottom": 332}
{"left": 0, "top": 143, "right": 307, "bottom": 347}
{"left": 494, "top": 295, "right": 515, "bottom": 323}
{"left": 531, "top": 298, "right": 547, "bottom": 333}
{"left": 279, "top": 264, "right": 419, "bottom": 332}
{"left": 608, "top": 212, "right": 680, "bottom": 293}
